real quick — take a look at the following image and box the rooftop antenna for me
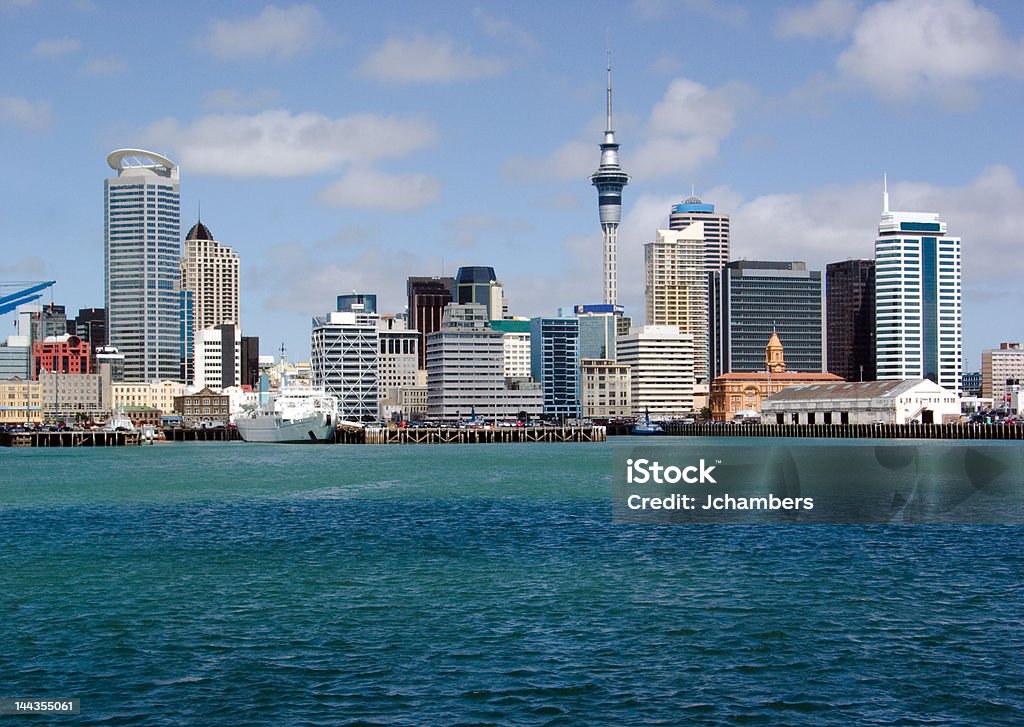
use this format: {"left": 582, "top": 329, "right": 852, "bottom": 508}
{"left": 691, "top": 183, "right": 696, "bottom": 198}
{"left": 198, "top": 199, "right": 202, "bottom": 223}
{"left": 606, "top": 31, "right": 613, "bottom": 133}
{"left": 883, "top": 173, "right": 890, "bottom": 214}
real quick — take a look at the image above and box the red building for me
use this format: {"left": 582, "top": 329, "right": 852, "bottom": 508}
{"left": 33, "top": 334, "right": 91, "bottom": 379}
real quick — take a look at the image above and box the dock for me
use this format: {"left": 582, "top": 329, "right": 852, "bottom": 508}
{"left": 355, "top": 425, "right": 607, "bottom": 445}
{"left": 658, "top": 421, "right": 1024, "bottom": 440}
{"left": 1, "top": 430, "right": 141, "bottom": 447}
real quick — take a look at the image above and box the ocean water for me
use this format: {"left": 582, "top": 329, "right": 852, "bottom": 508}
{"left": 1, "top": 440, "right": 1022, "bottom": 725}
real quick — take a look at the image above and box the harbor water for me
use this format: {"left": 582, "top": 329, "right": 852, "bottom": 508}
{"left": 1, "top": 440, "right": 1022, "bottom": 724}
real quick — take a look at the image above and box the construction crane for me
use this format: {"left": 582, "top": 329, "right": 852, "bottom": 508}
{"left": 0, "top": 281, "right": 57, "bottom": 316}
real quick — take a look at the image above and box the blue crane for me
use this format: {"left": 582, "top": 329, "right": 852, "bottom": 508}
{"left": 0, "top": 281, "right": 57, "bottom": 316}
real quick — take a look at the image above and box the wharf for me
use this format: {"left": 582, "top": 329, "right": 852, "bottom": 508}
{"left": 354, "top": 426, "right": 606, "bottom": 445}
{"left": 163, "top": 427, "right": 240, "bottom": 442}
{"left": 658, "top": 422, "right": 1024, "bottom": 440}
{"left": 1, "top": 430, "right": 141, "bottom": 447}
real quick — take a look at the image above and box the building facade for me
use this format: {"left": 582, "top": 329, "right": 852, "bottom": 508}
{"left": 193, "top": 323, "right": 241, "bottom": 391}
{"left": 310, "top": 310, "right": 379, "bottom": 422}
{"left": 761, "top": 379, "right": 961, "bottom": 426}
{"left": 454, "top": 266, "right": 504, "bottom": 320}
{"left": 710, "top": 260, "right": 824, "bottom": 377}
{"left": 826, "top": 259, "right": 876, "bottom": 382}
{"left": 181, "top": 220, "right": 240, "bottom": 334}
{"left": 490, "top": 319, "right": 532, "bottom": 379}
{"left": 407, "top": 276, "right": 454, "bottom": 369}
{"left": 580, "top": 359, "right": 632, "bottom": 420}
{"left": 645, "top": 226, "right": 709, "bottom": 384}
{"left": 38, "top": 367, "right": 112, "bottom": 422}
{"left": 33, "top": 334, "right": 90, "bottom": 378}
{"left": 173, "top": 387, "right": 230, "bottom": 426}
{"left": 981, "top": 342, "right": 1024, "bottom": 405}
{"left": 874, "top": 184, "right": 962, "bottom": 391}
{"left": 0, "top": 377, "right": 42, "bottom": 424}
{"left": 104, "top": 149, "right": 182, "bottom": 382}
{"left": 668, "top": 194, "right": 730, "bottom": 273}
{"left": 530, "top": 316, "right": 581, "bottom": 419}
{"left": 616, "top": 325, "right": 694, "bottom": 417}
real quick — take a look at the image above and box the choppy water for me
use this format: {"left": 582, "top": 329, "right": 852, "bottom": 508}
{"left": 1, "top": 440, "right": 1022, "bottom": 725}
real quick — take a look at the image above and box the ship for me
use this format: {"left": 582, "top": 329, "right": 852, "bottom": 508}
{"left": 631, "top": 408, "right": 663, "bottom": 435}
{"left": 235, "top": 388, "right": 340, "bottom": 443}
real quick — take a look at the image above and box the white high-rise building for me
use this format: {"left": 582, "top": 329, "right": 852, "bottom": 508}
{"left": 104, "top": 149, "right": 181, "bottom": 382}
{"left": 193, "top": 323, "right": 241, "bottom": 391}
{"left": 874, "top": 180, "right": 962, "bottom": 392}
{"left": 311, "top": 310, "right": 379, "bottom": 422}
{"left": 616, "top": 325, "right": 695, "bottom": 417}
{"left": 645, "top": 226, "right": 709, "bottom": 384}
{"left": 668, "top": 195, "right": 730, "bottom": 272}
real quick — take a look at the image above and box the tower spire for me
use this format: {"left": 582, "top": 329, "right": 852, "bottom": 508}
{"left": 606, "top": 36, "right": 613, "bottom": 133}
{"left": 883, "top": 173, "right": 889, "bottom": 214}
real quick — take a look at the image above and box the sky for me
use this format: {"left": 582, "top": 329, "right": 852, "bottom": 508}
{"left": 1, "top": 0, "right": 1023, "bottom": 368}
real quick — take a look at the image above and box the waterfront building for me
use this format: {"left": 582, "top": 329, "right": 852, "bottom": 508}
{"left": 645, "top": 226, "right": 709, "bottom": 385}
{"left": 490, "top": 319, "right": 532, "bottom": 379}
{"left": 668, "top": 194, "right": 730, "bottom": 272}
{"left": 33, "top": 334, "right": 90, "bottom": 379}
{"left": 0, "top": 377, "right": 42, "bottom": 424}
{"left": 761, "top": 378, "right": 960, "bottom": 426}
{"left": 826, "top": 259, "right": 876, "bottom": 382}
{"left": 377, "top": 318, "right": 420, "bottom": 415}
{"left": 709, "top": 332, "right": 843, "bottom": 421}
{"left": 616, "top": 325, "right": 694, "bottom": 417}
{"left": 454, "top": 266, "right": 505, "bottom": 320}
{"left": 874, "top": 181, "right": 962, "bottom": 391}
{"left": 590, "top": 51, "right": 629, "bottom": 305}
{"left": 152, "top": 380, "right": 188, "bottom": 415}
{"left": 173, "top": 386, "right": 230, "bottom": 426}
{"left": 407, "top": 276, "right": 455, "bottom": 369}
{"left": 530, "top": 316, "right": 581, "bottom": 419}
{"left": 337, "top": 293, "right": 377, "bottom": 314}
{"left": 981, "top": 342, "right": 1024, "bottom": 405}
{"left": 193, "top": 323, "right": 241, "bottom": 391}
{"left": 310, "top": 309, "right": 379, "bottom": 423}
{"left": 425, "top": 304, "right": 541, "bottom": 420}
{"left": 710, "top": 260, "right": 824, "bottom": 377}
{"left": 0, "top": 335, "right": 32, "bottom": 379}
{"left": 580, "top": 359, "right": 632, "bottom": 419}
{"left": 104, "top": 149, "right": 182, "bottom": 382}
{"left": 38, "top": 366, "right": 113, "bottom": 422}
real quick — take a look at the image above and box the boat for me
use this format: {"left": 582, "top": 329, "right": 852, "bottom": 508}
{"left": 103, "top": 408, "right": 136, "bottom": 433}
{"left": 631, "top": 409, "right": 663, "bottom": 435}
{"left": 235, "top": 388, "right": 339, "bottom": 443}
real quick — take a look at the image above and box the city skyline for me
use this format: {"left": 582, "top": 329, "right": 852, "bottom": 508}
{"left": 2, "top": 1, "right": 1023, "bottom": 366}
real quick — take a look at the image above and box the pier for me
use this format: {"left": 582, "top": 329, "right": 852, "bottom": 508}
{"left": 356, "top": 426, "right": 607, "bottom": 445}
{"left": 658, "top": 422, "right": 1024, "bottom": 440}
{"left": 1, "top": 430, "right": 141, "bottom": 447}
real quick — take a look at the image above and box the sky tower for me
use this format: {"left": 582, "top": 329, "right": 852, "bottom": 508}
{"left": 591, "top": 49, "right": 629, "bottom": 306}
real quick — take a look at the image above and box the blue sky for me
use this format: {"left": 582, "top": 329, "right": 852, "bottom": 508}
{"left": 2, "top": 0, "right": 1023, "bottom": 368}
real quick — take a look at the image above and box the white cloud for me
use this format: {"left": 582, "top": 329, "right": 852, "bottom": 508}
{"left": 776, "top": 0, "right": 861, "bottom": 40}
{"left": 837, "top": 0, "right": 1024, "bottom": 106}
{"left": 204, "top": 4, "right": 325, "bottom": 61}
{"left": 0, "top": 95, "right": 52, "bottom": 130}
{"left": 358, "top": 35, "right": 505, "bottom": 83}
{"left": 30, "top": 37, "right": 81, "bottom": 58}
{"left": 318, "top": 167, "right": 441, "bottom": 210}
{"left": 80, "top": 56, "right": 124, "bottom": 76}
{"left": 139, "top": 109, "right": 438, "bottom": 177}
{"left": 473, "top": 8, "right": 539, "bottom": 51}
{"left": 202, "top": 88, "right": 281, "bottom": 112}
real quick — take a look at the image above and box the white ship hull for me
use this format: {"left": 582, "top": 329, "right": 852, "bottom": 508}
{"left": 236, "top": 413, "right": 336, "bottom": 443}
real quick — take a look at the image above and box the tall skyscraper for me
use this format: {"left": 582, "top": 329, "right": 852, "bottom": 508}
{"left": 181, "top": 219, "right": 240, "bottom": 333}
{"left": 105, "top": 149, "right": 181, "bottom": 382}
{"left": 530, "top": 316, "right": 582, "bottom": 419}
{"left": 874, "top": 180, "right": 962, "bottom": 391}
{"left": 710, "top": 261, "right": 824, "bottom": 376}
{"left": 311, "top": 309, "right": 379, "bottom": 422}
{"left": 645, "top": 227, "right": 709, "bottom": 383}
{"left": 407, "top": 276, "right": 454, "bottom": 369}
{"left": 591, "top": 50, "right": 629, "bottom": 306}
{"left": 616, "top": 325, "right": 695, "bottom": 416}
{"left": 668, "top": 194, "right": 730, "bottom": 272}
{"left": 826, "top": 259, "right": 876, "bottom": 382}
